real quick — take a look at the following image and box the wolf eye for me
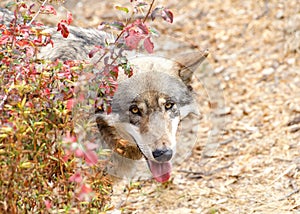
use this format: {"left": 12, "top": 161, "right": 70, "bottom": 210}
{"left": 129, "top": 105, "right": 140, "bottom": 115}
{"left": 165, "top": 102, "right": 174, "bottom": 110}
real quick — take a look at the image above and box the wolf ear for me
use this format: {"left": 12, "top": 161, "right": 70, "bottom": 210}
{"left": 174, "top": 50, "right": 209, "bottom": 85}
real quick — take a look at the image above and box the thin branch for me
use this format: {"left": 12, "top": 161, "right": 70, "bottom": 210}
{"left": 278, "top": 188, "right": 299, "bottom": 201}
{"left": 27, "top": 0, "right": 48, "bottom": 26}
{"left": 143, "top": 0, "right": 155, "bottom": 23}
{"left": 178, "top": 162, "right": 234, "bottom": 177}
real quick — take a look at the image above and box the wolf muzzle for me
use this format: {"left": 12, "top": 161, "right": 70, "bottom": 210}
{"left": 152, "top": 148, "right": 173, "bottom": 162}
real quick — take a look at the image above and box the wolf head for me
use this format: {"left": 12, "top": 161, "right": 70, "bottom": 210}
{"left": 112, "top": 52, "right": 208, "bottom": 182}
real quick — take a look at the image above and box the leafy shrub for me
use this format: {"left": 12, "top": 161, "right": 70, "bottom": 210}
{"left": 0, "top": 0, "right": 173, "bottom": 212}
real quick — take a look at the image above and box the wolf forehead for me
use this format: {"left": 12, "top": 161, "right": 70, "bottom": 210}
{"left": 130, "top": 91, "right": 179, "bottom": 113}
{"left": 112, "top": 71, "right": 194, "bottom": 116}
{"left": 132, "top": 92, "right": 176, "bottom": 107}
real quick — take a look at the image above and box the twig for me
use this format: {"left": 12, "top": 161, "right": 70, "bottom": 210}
{"left": 27, "top": 0, "right": 48, "bottom": 26}
{"left": 219, "top": 137, "right": 234, "bottom": 145}
{"left": 279, "top": 186, "right": 300, "bottom": 201}
{"left": 290, "top": 126, "right": 300, "bottom": 133}
{"left": 287, "top": 116, "right": 300, "bottom": 126}
{"left": 178, "top": 169, "right": 204, "bottom": 175}
{"left": 178, "top": 162, "right": 234, "bottom": 178}
{"left": 271, "top": 165, "right": 296, "bottom": 184}
{"left": 143, "top": 0, "right": 155, "bottom": 23}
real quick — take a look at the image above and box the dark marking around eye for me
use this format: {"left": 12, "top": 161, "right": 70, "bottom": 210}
{"left": 129, "top": 105, "right": 141, "bottom": 116}
{"left": 165, "top": 101, "right": 175, "bottom": 110}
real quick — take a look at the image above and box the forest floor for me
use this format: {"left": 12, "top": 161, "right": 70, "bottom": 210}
{"left": 2, "top": 0, "right": 299, "bottom": 213}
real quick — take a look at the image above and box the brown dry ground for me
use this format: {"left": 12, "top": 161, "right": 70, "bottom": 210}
{"left": 2, "top": 0, "right": 299, "bottom": 213}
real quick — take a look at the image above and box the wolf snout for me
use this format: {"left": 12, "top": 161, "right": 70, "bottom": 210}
{"left": 152, "top": 148, "right": 173, "bottom": 162}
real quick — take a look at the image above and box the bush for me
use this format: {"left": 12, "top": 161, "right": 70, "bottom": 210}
{"left": 0, "top": 3, "right": 112, "bottom": 212}
{"left": 0, "top": 0, "right": 173, "bottom": 212}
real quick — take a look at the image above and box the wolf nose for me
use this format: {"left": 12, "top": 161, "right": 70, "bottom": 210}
{"left": 152, "top": 149, "right": 173, "bottom": 162}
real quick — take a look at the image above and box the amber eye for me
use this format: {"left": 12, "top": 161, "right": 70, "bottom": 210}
{"left": 165, "top": 102, "right": 174, "bottom": 110}
{"left": 129, "top": 105, "right": 140, "bottom": 114}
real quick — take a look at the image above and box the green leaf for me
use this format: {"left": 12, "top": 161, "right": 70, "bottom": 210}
{"left": 149, "top": 27, "right": 160, "bottom": 37}
{"left": 115, "top": 6, "right": 129, "bottom": 13}
{"left": 5, "top": 2, "right": 16, "bottom": 8}
{"left": 110, "top": 21, "right": 125, "bottom": 30}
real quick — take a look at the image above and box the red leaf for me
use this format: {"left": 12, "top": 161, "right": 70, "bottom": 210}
{"left": 62, "top": 154, "right": 69, "bottom": 162}
{"left": 78, "top": 184, "right": 93, "bottom": 201}
{"left": 143, "top": 37, "right": 154, "bottom": 54}
{"left": 125, "top": 66, "right": 133, "bottom": 77}
{"left": 63, "top": 132, "right": 77, "bottom": 143}
{"left": 26, "top": 101, "right": 34, "bottom": 108}
{"left": 88, "top": 45, "right": 103, "bottom": 58}
{"left": 137, "top": 21, "right": 149, "bottom": 34}
{"left": 49, "top": 39, "right": 54, "bottom": 47}
{"left": 44, "top": 199, "right": 52, "bottom": 209}
{"left": 124, "top": 29, "right": 144, "bottom": 50}
{"left": 43, "top": 88, "right": 51, "bottom": 97}
{"left": 66, "top": 99, "right": 74, "bottom": 110}
{"left": 16, "top": 40, "right": 29, "bottom": 47}
{"left": 106, "top": 105, "right": 112, "bottom": 114}
{"left": 80, "top": 184, "right": 92, "bottom": 194}
{"left": 110, "top": 66, "right": 119, "bottom": 79}
{"left": 69, "top": 171, "right": 83, "bottom": 183}
{"left": 84, "top": 150, "right": 98, "bottom": 166}
{"left": 40, "top": 5, "right": 57, "bottom": 15}
{"left": 74, "top": 148, "right": 84, "bottom": 158}
{"left": 62, "top": 149, "right": 71, "bottom": 162}
{"left": 162, "top": 8, "right": 174, "bottom": 23}
{"left": 0, "top": 35, "right": 9, "bottom": 45}
{"left": 57, "top": 22, "right": 69, "bottom": 38}
{"left": 66, "top": 11, "right": 73, "bottom": 25}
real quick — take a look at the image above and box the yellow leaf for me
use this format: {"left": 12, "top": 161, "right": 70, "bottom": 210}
{"left": 21, "top": 95, "right": 27, "bottom": 108}
{"left": 0, "top": 134, "right": 8, "bottom": 139}
{"left": 0, "top": 126, "right": 13, "bottom": 133}
{"left": 20, "top": 162, "right": 34, "bottom": 169}
{"left": 34, "top": 122, "right": 45, "bottom": 127}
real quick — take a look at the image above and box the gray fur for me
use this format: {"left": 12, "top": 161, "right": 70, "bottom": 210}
{"left": 0, "top": 8, "right": 15, "bottom": 25}
{"left": 39, "top": 27, "right": 114, "bottom": 62}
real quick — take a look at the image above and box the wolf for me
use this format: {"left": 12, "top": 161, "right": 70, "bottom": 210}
{"left": 92, "top": 52, "right": 208, "bottom": 182}
{"left": 1, "top": 7, "right": 208, "bottom": 182}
